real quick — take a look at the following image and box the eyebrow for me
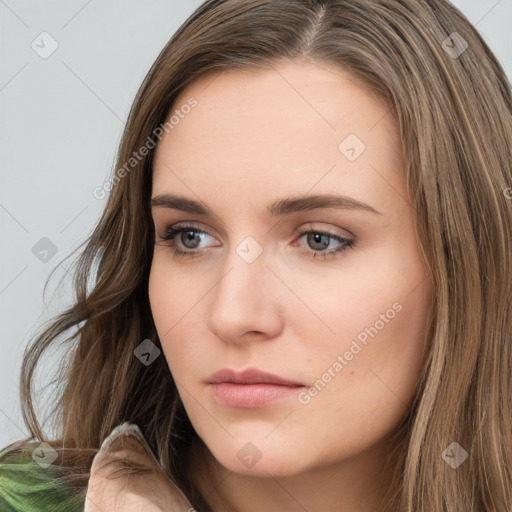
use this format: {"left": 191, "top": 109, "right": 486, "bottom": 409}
{"left": 151, "top": 193, "right": 382, "bottom": 216}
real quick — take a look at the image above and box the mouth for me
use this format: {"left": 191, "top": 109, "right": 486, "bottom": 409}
{"left": 206, "top": 367, "right": 306, "bottom": 408}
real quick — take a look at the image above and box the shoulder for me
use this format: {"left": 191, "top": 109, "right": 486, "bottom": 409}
{"left": 0, "top": 441, "right": 85, "bottom": 512}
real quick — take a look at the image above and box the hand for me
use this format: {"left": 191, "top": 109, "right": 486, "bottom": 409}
{"left": 84, "top": 423, "right": 195, "bottom": 512}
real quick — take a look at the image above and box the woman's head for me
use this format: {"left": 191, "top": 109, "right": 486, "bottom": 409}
{"left": 149, "top": 59, "right": 433, "bottom": 490}
{"left": 11, "top": 1, "right": 512, "bottom": 511}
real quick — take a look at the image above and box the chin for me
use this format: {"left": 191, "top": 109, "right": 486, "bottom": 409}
{"left": 207, "top": 439, "right": 313, "bottom": 478}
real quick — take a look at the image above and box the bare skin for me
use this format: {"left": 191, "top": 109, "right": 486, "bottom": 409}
{"left": 145, "top": 58, "right": 434, "bottom": 511}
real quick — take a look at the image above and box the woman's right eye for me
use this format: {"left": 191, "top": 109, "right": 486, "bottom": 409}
{"left": 156, "top": 224, "right": 215, "bottom": 259}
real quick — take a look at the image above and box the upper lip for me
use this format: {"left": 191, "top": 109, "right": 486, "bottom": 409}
{"left": 206, "top": 367, "right": 304, "bottom": 386}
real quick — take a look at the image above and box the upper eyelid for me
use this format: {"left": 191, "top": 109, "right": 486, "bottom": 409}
{"left": 161, "top": 222, "right": 214, "bottom": 237}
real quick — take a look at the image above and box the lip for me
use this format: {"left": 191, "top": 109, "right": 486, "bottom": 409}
{"left": 206, "top": 368, "right": 306, "bottom": 408}
{"left": 207, "top": 367, "right": 305, "bottom": 386}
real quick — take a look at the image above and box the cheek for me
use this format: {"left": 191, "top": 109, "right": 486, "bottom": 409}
{"left": 285, "top": 242, "right": 431, "bottom": 357}
{"left": 148, "top": 254, "right": 204, "bottom": 324}
{"left": 148, "top": 259, "right": 175, "bottom": 337}
{"left": 148, "top": 256, "right": 211, "bottom": 372}
{"left": 148, "top": 258, "right": 181, "bottom": 355}
{"left": 304, "top": 281, "right": 430, "bottom": 463}
{"left": 287, "top": 244, "right": 432, "bottom": 438}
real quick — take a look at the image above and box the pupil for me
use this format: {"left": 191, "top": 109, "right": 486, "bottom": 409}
{"left": 309, "top": 233, "right": 329, "bottom": 251}
{"left": 182, "top": 231, "right": 200, "bottom": 249}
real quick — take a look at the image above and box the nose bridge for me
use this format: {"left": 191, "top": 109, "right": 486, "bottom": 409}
{"left": 207, "top": 232, "right": 281, "bottom": 340}
{"left": 215, "top": 234, "right": 270, "bottom": 308}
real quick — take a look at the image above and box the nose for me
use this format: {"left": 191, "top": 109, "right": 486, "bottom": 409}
{"left": 206, "top": 240, "right": 284, "bottom": 345}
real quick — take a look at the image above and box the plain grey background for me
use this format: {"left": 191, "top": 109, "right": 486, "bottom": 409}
{"left": 1, "top": 0, "right": 511, "bottom": 449}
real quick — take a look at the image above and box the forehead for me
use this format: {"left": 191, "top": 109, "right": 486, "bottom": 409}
{"left": 152, "top": 60, "right": 404, "bottom": 214}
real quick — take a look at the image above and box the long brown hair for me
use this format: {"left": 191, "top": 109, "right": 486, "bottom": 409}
{"left": 2, "top": 0, "right": 512, "bottom": 510}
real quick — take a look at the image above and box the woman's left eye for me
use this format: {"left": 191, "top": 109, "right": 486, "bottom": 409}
{"left": 155, "top": 224, "right": 354, "bottom": 261}
{"left": 294, "top": 229, "right": 354, "bottom": 260}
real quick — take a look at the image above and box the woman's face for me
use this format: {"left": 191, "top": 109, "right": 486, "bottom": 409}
{"left": 149, "top": 59, "right": 433, "bottom": 478}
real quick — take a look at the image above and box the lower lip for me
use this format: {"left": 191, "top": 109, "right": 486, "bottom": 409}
{"left": 209, "top": 383, "right": 305, "bottom": 408}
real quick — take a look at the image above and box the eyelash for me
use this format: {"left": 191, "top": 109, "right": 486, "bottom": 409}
{"left": 156, "top": 224, "right": 354, "bottom": 261}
